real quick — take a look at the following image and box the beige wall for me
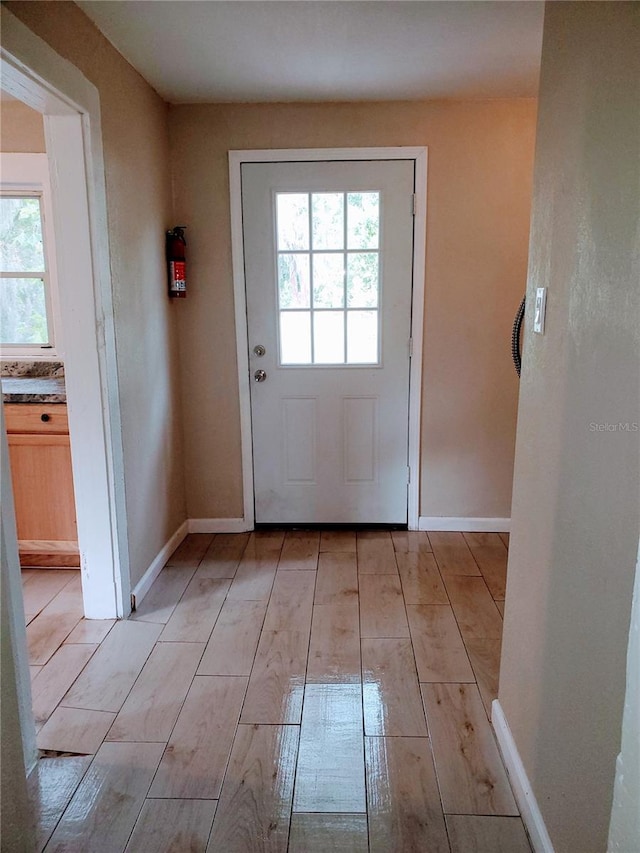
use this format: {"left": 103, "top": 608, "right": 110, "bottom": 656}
{"left": 0, "top": 97, "right": 45, "bottom": 152}
{"left": 169, "top": 100, "right": 537, "bottom": 521}
{"left": 5, "top": 1, "right": 187, "bottom": 586}
{"left": 499, "top": 4, "right": 640, "bottom": 852}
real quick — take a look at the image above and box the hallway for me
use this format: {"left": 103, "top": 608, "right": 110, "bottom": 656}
{"left": 24, "top": 529, "right": 530, "bottom": 852}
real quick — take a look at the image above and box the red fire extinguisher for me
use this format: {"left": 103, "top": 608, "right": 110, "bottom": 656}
{"left": 166, "top": 226, "right": 187, "bottom": 298}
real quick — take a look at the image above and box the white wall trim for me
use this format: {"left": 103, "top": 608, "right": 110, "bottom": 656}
{"left": 1, "top": 8, "right": 129, "bottom": 618}
{"left": 407, "top": 150, "right": 428, "bottom": 530}
{"left": 131, "top": 521, "right": 188, "bottom": 609}
{"left": 188, "top": 518, "right": 251, "bottom": 534}
{"left": 419, "top": 516, "right": 511, "bottom": 532}
{"left": 492, "top": 700, "right": 555, "bottom": 853}
{"left": 229, "top": 146, "right": 427, "bottom": 530}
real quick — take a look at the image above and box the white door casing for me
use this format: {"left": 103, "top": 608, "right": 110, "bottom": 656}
{"left": 242, "top": 158, "right": 416, "bottom": 524}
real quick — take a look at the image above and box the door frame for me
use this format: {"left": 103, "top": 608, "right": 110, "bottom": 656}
{"left": 1, "top": 8, "right": 130, "bottom": 620}
{"left": 229, "top": 147, "right": 427, "bottom": 530}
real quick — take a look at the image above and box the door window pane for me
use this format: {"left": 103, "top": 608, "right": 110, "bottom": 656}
{"left": 313, "top": 253, "right": 344, "bottom": 308}
{"left": 280, "top": 311, "right": 311, "bottom": 364}
{"left": 0, "top": 278, "right": 48, "bottom": 344}
{"left": 312, "top": 193, "right": 344, "bottom": 250}
{"left": 347, "top": 311, "right": 378, "bottom": 363}
{"left": 347, "top": 253, "right": 379, "bottom": 308}
{"left": 0, "top": 196, "right": 45, "bottom": 272}
{"left": 347, "top": 192, "right": 379, "bottom": 250}
{"left": 277, "top": 193, "right": 309, "bottom": 251}
{"left": 275, "top": 190, "right": 381, "bottom": 367}
{"left": 314, "top": 311, "right": 344, "bottom": 363}
{"left": 278, "top": 253, "right": 310, "bottom": 309}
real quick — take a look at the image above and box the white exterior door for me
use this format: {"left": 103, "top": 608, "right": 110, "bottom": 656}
{"left": 242, "top": 159, "right": 414, "bottom": 524}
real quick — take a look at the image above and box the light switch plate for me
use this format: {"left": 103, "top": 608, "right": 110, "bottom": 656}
{"left": 533, "top": 287, "right": 547, "bottom": 334}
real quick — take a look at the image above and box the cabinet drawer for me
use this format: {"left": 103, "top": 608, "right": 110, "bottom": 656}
{"left": 4, "top": 403, "right": 69, "bottom": 435}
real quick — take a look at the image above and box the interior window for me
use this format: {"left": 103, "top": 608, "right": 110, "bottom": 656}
{"left": 0, "top": 194, "right": 51, "bottom": 347}
{"left": 0, "top": 154, "right": 60, "bottom": 358}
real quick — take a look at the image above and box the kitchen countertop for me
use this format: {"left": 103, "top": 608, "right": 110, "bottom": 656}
{"left": 2, "top": 376, "right": 67, "bottom": 404}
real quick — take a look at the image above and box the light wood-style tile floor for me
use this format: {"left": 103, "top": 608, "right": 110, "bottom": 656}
{"left": 23, "top": 529, "right": 532, "bottom": 852}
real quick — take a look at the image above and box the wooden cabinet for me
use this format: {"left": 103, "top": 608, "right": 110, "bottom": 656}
{"left": 5, "top": 403, "right": 79, "bottom": 568}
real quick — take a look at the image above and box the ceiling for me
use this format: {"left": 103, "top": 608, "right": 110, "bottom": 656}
{"left": 76, "top": 1, "right": 544, "bottom": 104}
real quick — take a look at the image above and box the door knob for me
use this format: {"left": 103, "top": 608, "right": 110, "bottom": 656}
{"left": 254, "top": 369, "right": 267, "bottom": 382}
{"left": 253, "top": 344, "right": 266, "bottom": 357}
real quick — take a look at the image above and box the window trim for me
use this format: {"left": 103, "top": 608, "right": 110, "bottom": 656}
{"left": 0, "top": 153, "right": 63, "bottom": 359}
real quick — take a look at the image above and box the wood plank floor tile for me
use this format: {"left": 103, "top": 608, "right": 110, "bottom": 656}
{"left": 307, "top": 602, "right": 361, "bottom": 683}
{"left": 36, "top": 706, "right": 116, "bottom": 754}
{"left": 241, "top": 572, "right": 314, "bottom": 723}
{"left": 240, "top": 629, "right": 307, "bottom": 725}
{"left": 464, "top": 533, "right": 508, "bottom": 600}
{"left": 391, "top": 531, "right": 432, "bottom": 553}
{"left": 428, "top": 531, "right": 481, "bottom": 576}
{"left": 159, "top": 576, "right": 230, "bottom": 643}
{"left": 226, "top": 540, "right": 280, "bottom": 602}
{"left": 252, "top": 529, "right": 286, "bottom": 553}
{"left": 362, "top": 638, "right": 427, "bottom": 736}
{"left": 46, "top": 741, "right": 164, "bottom": 851}
{"left": 365, "top": 736, "right": 449, "bottom": 853}
{"left": 496, "top": 600, "right": 505, "bottom": 617}
{"left": 31, "top": 643, "right": 98, "bottom": 725}
{"left": 196, "top": 532, "right": 250, "bottom": 578}
{"left": 62, "top": 620, "right": 162, "bottom": 712}
{"left": 262, "top": 570, "right": 317, "bottom": 632}
{"left": 320, "top": 529, "right": 357, "bottom": 553}
{"left": 207, "top": 724, "right": 299, "bottom": 852}
{"left": 499, "top": 532, "right": 510, "bottom": 548}
{"left": 446, "top": 815, "right": 532, "bottom": 852}
{"left": 165, "top": 533, "right": 214, "bottom": 568}
{"left": 106, "top": 642, "right": 205, "bottom": 742}
{"left": 359, "top": 575, "right": 409, "bottom": 638}
{"left": 149, "top": 675, "right": 247, "bottom": 799}
{"left": 125, "top": 799, "right": 217, "bottom": 853}
{"left": 356, "top": 531, "right": 398, "bottom": 574}
{"left": 464, "top": 637, "right": 502, "bottom": 717}
{"left": 27, "top": 755, "right": 92, "bottom": 853}
{"left": 198, "top": 599, "right": 267, "bottom": 676}
{"left": 407, "top": 605, "right": 475, "bottom": 683}
{"left": 21, "top": 569, "right": 77, "bottom": 618}
{"left": 443, "top": 576, "right": 503, "bottom": 640}
{"left": 64, "top": 619, "right": 116, "bottom": 644}
{"left": 293, "top": 683, "right": 366, "bottom": 813}
{"left": 422, "top": 683, "right": 518, "bottom": 816}
{"left": 30, "top": 665, "right": 42, "bottom": 682}
{"left": 279, "top": 530, "right": 320, "bottom": 570}
{"left": 289, "top": 813, "right": 368, "bottom": 852}
{"left": 314, "top": 552, "right": 358, "bottom": 605}
{"left": 27, "top": 600, "right": 84, "bottom": 665}
{"left": 130, "top": 566, "right": 196, "bottom": 624}
{"left": 396, "top": 551, "right": 449, "bottom": 605}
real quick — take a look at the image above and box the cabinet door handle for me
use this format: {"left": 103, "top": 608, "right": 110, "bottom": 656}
{"left": 41, "top": 413, "right": 50, "bottom": 422}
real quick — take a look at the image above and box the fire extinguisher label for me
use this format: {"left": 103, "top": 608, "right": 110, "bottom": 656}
{"left": 170, "top": 261, "right": 186, "bottom": 292}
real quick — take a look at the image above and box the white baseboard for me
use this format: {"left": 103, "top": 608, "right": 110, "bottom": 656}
{"left": 419, "top": 516, "right": 511, "bottom": 532}
{"left": 491, "top": 700, "right": 554, "bottom": 853}
{"left": 130, "top": 520, "right": 188, "bottom": 610}
{"left": 187, "top": 517, "right": 250, "bottom": 534}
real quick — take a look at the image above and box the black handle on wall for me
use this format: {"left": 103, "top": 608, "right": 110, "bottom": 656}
{"left": 512, "top": 295, "right": 526, "bottom": 378}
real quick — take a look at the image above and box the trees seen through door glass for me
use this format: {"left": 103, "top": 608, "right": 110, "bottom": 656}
{"left": 276, "top": 191, "right": 380, "bottom": 365}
